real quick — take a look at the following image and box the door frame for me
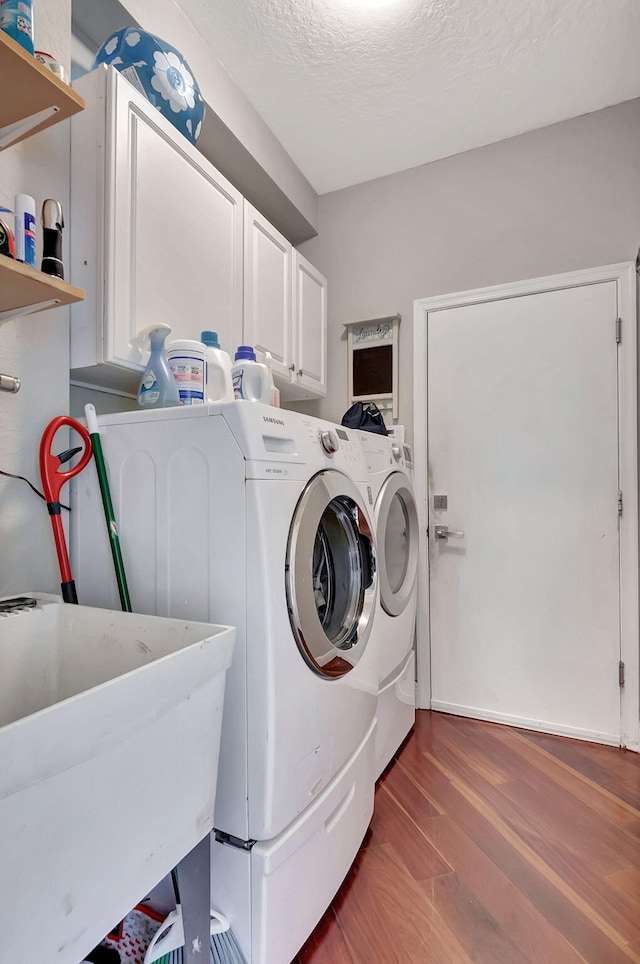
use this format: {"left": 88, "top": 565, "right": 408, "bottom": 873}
{"left": 413, "top": 263, "right": 639, "bottom": 750}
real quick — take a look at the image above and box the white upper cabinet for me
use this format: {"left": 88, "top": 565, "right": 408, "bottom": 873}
{"left": 69, "top": 67, "right": 327, "bottom": 400}
{"left": 70, "top": 66, "right": 243, "bottom": 392}
{"left": 243, "top": 202, "right": 293, "bottom": 381}
{"left": 244, "top": 202, "right": 327, "bottom": 400}
{"left": 292, "top": 251, "right": 327, "bottom": 398}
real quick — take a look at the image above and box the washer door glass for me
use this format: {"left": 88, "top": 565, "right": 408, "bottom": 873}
{"left": 377, "top": 473, "right": 418, "bottom": 617}
{"left": 385, "top": 493, "right": 410, "bottom": 594}
{"left": 287, "top": 472, "right": 376, "bottom": 679}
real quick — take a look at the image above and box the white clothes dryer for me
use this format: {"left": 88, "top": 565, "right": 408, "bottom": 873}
{"left": 359, "top": 433, "right": 420, "bottom": 778}
{"left": 73, "top": 403, "right": 379, "bottom": 964}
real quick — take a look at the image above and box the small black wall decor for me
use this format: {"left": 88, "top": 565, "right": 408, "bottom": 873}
{"left": 344, "top": 314, "right": 400, "bottom": 422}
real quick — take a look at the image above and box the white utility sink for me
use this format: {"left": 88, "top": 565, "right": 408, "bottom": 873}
{"left": 0, "top": 594, "right": 235, "bottom": 964}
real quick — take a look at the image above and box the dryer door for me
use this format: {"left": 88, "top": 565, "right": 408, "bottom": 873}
{"left": 286, "top": 471, "right": 377, "bottom": 679}
{"left": 377, "top": 472, "right": 419, "bottom": 617}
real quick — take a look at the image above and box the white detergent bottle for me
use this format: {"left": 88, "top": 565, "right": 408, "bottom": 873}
{"left": 264, "top": 351, "right": 280, "bottom": 407}
{"left": 167, "top": 338, "right": 207, "bottom": 406}
{"left": 232, "top": 346, "right": 272, "bottom": 403}
{"left": 201, "top": 330, "right": 234, "bottom": 403}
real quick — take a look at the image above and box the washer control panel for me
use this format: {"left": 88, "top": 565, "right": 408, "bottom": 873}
{"left": 319, "top": 429, "right": 339, "bottom": 455}
{"left": 298, "top": 418, "right": 366, "bottom": 474}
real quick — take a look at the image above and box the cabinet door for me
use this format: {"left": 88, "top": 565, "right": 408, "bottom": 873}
{"left": 292, "top": 251, "right": 327, "bottom": 397}
{"left": 243, "top": 202, "right": 293, "bottom": 380}
{"left": 109, "top": 71, "right": 243, "bottom": 369}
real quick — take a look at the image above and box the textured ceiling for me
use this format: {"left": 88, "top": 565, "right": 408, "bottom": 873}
{"left": 173, "top": 0, "right": 640, "bottom": 194}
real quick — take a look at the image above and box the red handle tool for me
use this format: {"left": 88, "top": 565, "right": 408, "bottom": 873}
{"left": 39, "top": 416, "right": 92, "bottom": 604}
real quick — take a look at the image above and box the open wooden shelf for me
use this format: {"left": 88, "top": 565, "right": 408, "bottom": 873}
{"left": 0, "top": 31, "right": 84, "bottom": 149}
{"left": 0, "top": 254, "right": 84, "bottom": 322}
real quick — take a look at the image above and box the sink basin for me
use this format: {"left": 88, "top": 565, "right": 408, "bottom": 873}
{"left": 0, "top": 594, "right": 235, "bottom": 964}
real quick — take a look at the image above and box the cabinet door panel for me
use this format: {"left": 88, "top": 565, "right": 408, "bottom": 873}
{"left": 293, "top": 252, "right": 327, "bottom": 397}
{"left": 109, "top": 75, "right": 243, "bottom": 369}
{"left": 243, "top": 203, "right": 292, "bottom": 379}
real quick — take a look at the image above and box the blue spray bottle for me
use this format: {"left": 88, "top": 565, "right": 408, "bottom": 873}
{"left": 137, "top": 324, "right": 180, "bottom": 409}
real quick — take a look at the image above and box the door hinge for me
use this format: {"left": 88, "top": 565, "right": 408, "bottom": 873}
{"left": 618, "top": 491, "right": 623, "bottom": 516}
{"left": 619, "top": 660, "right": 625, "bottom": 687}
{"left": 616, "top": 317, "right": 622, "bottom": 344}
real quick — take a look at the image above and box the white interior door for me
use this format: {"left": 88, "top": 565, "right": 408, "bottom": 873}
{"left": 426, "top": 280, "right": 623, "bottom": 744}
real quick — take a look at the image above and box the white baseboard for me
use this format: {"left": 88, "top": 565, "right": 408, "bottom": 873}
{"left": 429, "top": 700, "right": 621, "bottom": 747}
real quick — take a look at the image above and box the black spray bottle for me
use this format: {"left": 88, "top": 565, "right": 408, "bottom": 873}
{"left": 41, "top": 199, "right": 65, "bottom": 279}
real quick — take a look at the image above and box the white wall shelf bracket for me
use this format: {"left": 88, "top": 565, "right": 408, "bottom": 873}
{"left": 0, "top": 298, "right": 61, "bottom": 326}
{"left": 0, "top": 106, "right": 60, "bottom": 151}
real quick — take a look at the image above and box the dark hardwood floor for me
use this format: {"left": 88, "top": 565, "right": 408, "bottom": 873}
{"left": 296, "top": 710, "right": 640, "bottom": 963}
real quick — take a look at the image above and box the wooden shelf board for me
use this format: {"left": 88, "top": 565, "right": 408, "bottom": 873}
{"left": 0, "top": 31, "right": 84, "bottom": 148}
{"left": 0, "top": 254, "right": 84, "bottom": 315}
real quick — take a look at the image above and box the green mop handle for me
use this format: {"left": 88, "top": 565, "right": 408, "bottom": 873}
{"left": 85, "top": 404, "right": 132, "bottom": 613}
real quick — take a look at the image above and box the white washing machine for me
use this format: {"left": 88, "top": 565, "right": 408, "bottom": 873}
{"left": 359, "top": 433, "right": 420, "bottom": 778}
{"left": 72, "top": 403, "right": 379, "bottom": 964}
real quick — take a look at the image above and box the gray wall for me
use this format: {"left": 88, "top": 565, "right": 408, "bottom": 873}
{"left": 70, "top": 385, "right": 136, "bottom": 418}
{"left": 0, "top": 1, "right": 72, "bottom": 596}
{"left": 294, "top": 98, "right": 640, "bottom": 443}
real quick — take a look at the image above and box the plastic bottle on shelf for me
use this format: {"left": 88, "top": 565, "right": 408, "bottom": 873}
{"left": 1, "top": 0, "right": 34, "bottom": 54}
{"left": 232, "top": 346, "right": 272, "bottom": 403}
{"left": 14, "top": 194, "right": 36, "bottom": 268}
{"left": 200, "top": 330, "right": 234, "bottom": 403}
{"left": 137, "top": 324, "right": 180, "bottom": 409}
{"left": 167, "top": 338, "right": 206, "bottom": 406}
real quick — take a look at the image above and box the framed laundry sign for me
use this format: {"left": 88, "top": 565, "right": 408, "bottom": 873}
{"left": 344, "top": 314, "right": 400, "bottom": 421}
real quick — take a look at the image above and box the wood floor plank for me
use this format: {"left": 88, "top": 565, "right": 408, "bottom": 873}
{"left": 379, "top": 752, "right": 443, "bottom": 820}
{"left": 438, "top": 710, "right": 637, "bottom": 825}
{"left": 423, "top": 870, "right": 531, "bottom": 964}
{"left": 335, "top": 840, "right": 472, "bottom": 963}
{"left": 427, "top": 724, "right": 628, "bottom": 872}
{"left": 490, "top": 725, "right": 640, "bottom": 826}
{"left": 424, "top": 749, "right": 640, "bottom": 951}
{"left": 518, "top": 730, "right": 640, "bottom": 809}
{"left": 299, "top": 712, "right": 640, "bottom": 964}
{"left": 423, "top": 721, "right": 640, "bottom": 927}
{"left": 491, "top": 781, "right": 640, "bottom": 943}
{"left": 605, "top": 866, "right": 640, "bottom": 898}
{"left": 423, "top": 813, "right": 585, "bottom": 964}
{"left": 623, "top": 818, "right": 640, "bottom": 841}
{"left": 429, "top": 736, "right": 640, "bottom": 944}
{"left": 426, "top": 715, "right": 512, "bottom": 787}
{"left": 402, "top": 748, "right": 637, "bottom": 961}
{"left": 371, "top": 783, "right": 453, "bottom": 882}
{"left": 499, "top": 776, "right": 638, "bottom": 876}
{"left": 295, "top": 907, "right": 356, "bottom": 964}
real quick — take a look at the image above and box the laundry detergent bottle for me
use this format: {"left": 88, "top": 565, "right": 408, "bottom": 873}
{"left": 232, "top": 346, "right": 272, "bottom": 403}
{"left": 137, "top": 324, "right": 180, "bottom": 409}
{"left": 201, "top": 330, "right": 234, "bottom": 403}
{"left": 264, "top": 351, "right": 280, "bottom": 407}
